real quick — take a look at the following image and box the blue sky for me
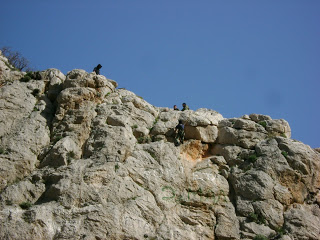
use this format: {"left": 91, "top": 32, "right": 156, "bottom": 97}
{"left": 1, "top": 0, "right": 319, "bottom": 148}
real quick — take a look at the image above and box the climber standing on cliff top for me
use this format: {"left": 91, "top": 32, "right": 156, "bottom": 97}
{"left": 93, "top": 64, "right": 102, "bottom": 75}
{"left": 174, "top": 120, "right": 185, "bottom": 146}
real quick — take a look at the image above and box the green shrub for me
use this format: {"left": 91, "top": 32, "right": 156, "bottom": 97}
{"left": 19, "top": 202, "right": 32, "bottom": 210}
{"left": 31, "top": 89, "right": 40, "bottom": 97}
{"left": 148, "top": 151, "right": 156, "bottom": 160}
{"left": 132, "top": 124, "right": 138, "bottom": 129}
{"left": 153, "top": 117, "right": 159, "bottom": 126}
{"left": 281, "top": 151, "right": 288, "bottom": 158}
{"left": 137, "top": 136, "right": 151, "bottom": 144}
{"left": 253, "top": 235, "right": 269, "bottom": 240}
{"left": 115, "top": 163, "right": 119, "bottom": 172}
{"left": 0, "top": 147, "right": 9, "bottom": 155}
{"left": 67, "top": 151, "right": 75, "bottom": 158}
{"left": 20, "top": 75, "right": 31, "bottom": 82}
{"left": 259, "top": 121, "right": 267, "bottom": 129}
{"left": 67, "top": 151, "right": 75, "bottom": 164}
{"left": 151, "top": 136, "right": 162, "bottom": 142}
{"left": 248, "top": 212, "right": 266, "bottom": 225}
{"left": 248, "top": 154, "right": 257, "bottom": 163}
{"left": 53, "top": 135, "right": 63, "bottom": 143}
{"left": 281, "top": 133, "right": 287, "bottom": 138}
{"left": 275, "top": 226, "right": 285, "bottom": 237}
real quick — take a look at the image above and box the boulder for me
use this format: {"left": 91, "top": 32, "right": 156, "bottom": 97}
{"left": 231, "top": 170, "right": 275, "bottom": 200}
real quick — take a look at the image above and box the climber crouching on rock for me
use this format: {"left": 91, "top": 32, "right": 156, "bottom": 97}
{"left": 93, "top": 64, "right": 102, "bottom": 75}
{"left": 174, "top": 120, "right": 185, "bottom": 146}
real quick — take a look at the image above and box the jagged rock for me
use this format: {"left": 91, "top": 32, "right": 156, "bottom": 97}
{"left": 252, "top": 199, "right": 284, "bottom": 229}
{"left": 180, "top": 108, "right": 223, "bottom": 126}
{"left": 0, "top": 178, "right": 46, "bottom": 205}
{"left": 185, "top": 125, "right": 218, "bottom": 143}
{"left": 276, "top": 137, "right": 320, "bottom": 192}
{"left": 241, "top": 221, "right": 276, "bottom": 238}
{"left": 84, "top": 125, "right": 136, "bottom": 161}
{"left": 284, "top": 204, "right": 320, "bottom": 240}
{"left": 249, "top": 113, "right": 272, "bottom": 123}
{"left": 217, "top": 126, "right": 267, "bottom": 149}
{"left": 274, "top": 183, "right": 293, "bottom": 206}
{"left": 40, "top": 136, "right": 81, "bottom": 167}
{"left": 231, "top": 169, "right": 275, "bottom": 201}
{"left": 236, "top": 196, "right": 254, "bottom": 217}
{"left": 0, "top": 51, "right": 319, "bottom": 239}
{"left": 214, "top": 203, "right": 240, "bottom": 240}
{"left": 266, "top": 119, "right": 291, "bottom": 138}
{"left": 41, "top": 68, "right": 66, "bottom": 102}
{"left": 210, "top": 155, "right": 227, "bottom": 167}
{"left": 0, "top": 79, "right": 52, "bottom": 190}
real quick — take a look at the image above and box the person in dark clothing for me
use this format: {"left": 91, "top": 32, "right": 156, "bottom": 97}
{"left": 182, "top": 103, "right": 190, "bottom": 111}
{"left": 93, "top": 64, "right": 102, "bottom": 75}
{"left": 174, "top": 120, "right": 185, "bottom": 146}
{"left": 173, "top": 105, "right": 180, "bottom": 111}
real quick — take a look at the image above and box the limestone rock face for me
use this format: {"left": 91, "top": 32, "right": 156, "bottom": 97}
{"left": 0, "top": 52, "right": 319, "bottom": 240}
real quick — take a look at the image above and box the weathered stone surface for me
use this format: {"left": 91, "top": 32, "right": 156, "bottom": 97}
{"left": 41, "top": 68, "right": 66, "bottom": 102}
{"left": 266, "top": 119, "right": 291, "bottom": 138}
{"left": 185, "top": 125, "right": 218, "bottom": 143}
{"left": 0, "top": 79, "right": 52, "bottom": 190}
{"left": 249, "top": 113, "right": 272, "bottom": 123}
{"left": 284, "top": 204, "right": 320, "bottom": 240}
{"left": 231, "top": 169, "right": 275, "bottom": 200}
{"left": 40, "top": 136, "right": 81, "bottom": 167}
{"left": 217, "top": 126, "right": 267, "bottom": 149}
{"left": 180, "top": 108, "right": 223, "bottom": 126}
{"left": 252, "top": 199, "right": 284, "bottom": 229}
{"left": 274, "top": 183, "right": 293, "bottom": 206}
{"left": 236, "top": 196, "right": 254, "bottom": 217}
{"left": 241, "top": 221, "right": 276, "bottom": 238}
{"left": 214, "top": 203, "right": 240, "bottom": 240}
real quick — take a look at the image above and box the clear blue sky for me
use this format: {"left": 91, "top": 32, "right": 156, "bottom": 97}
{"left": 1, "top": 0, "right": 319, "bottom": 148}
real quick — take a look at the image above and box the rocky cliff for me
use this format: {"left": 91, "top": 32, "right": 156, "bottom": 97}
{"left": 0, "top": 51, "right": 319, "bottom": 240}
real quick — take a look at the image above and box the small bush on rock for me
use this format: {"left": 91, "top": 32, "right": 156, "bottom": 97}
{"left": 253, "top": 235, "right": 269, "bottom": 240}
{"left": 281, "top": 151, "right": 288, "bottom": 158}
{"left": 258, "top": 121, "right": 267, "bottom": 129}
{"left": 248, "top": 212, "right": 266, "bottom": 225}
{"left": 19, "top": 202, "right": 32, "bottom": 210}
{"left": 137, "top": 136, "right": 151, "bottom": 144}
{"left": 248, "top": 154, "right": 258, "bottom": 163}
{"left": 20, "top": 74, "right": 32, "bottom": 82}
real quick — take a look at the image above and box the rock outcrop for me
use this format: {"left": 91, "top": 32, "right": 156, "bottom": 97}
{"left": 0, "top": 53, "right": 319, "bottom": 240}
